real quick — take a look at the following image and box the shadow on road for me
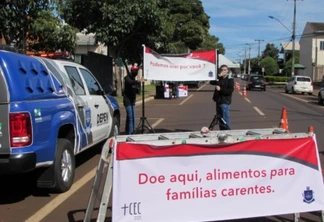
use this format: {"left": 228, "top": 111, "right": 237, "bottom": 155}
{"left": 0, "top": 144, "right": 102, "bottom": 204}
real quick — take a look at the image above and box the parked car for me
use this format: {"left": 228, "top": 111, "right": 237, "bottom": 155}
{"left": 246, "top": 75, "right": 266, "bottom": 91}
{"left": 285, "top": 76, "right": 313, "bottom": 95}
{"left": 241, "top": 74, "right": 249, "bottom": 81}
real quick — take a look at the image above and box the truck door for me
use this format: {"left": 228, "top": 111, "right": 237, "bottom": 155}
{"left": 64, "top": 66, "right": 95, "bottom": 145}
{"left": 78, "top": 68, "right": 112, "bottom": 142}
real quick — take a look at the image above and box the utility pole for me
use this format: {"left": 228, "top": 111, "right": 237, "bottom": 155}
{"left": 248, "top": 46, "right": 251, "bottom": 75}
{"left": 255, "top": 39, "right": 264, "bottom": 65}
{"left": 288, "top": 0, "right": 302, "bottom": 76}
{"left": 237, "top": 53, "right": 242, "bottom": 73}
{"left": 246, "top": 43, "right": 251, "bottom": 75}
{"left": 244, "top": 47, "right": 247, "bottom": 74}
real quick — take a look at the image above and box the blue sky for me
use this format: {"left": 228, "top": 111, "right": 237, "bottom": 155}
{"left": 201, "top": 0, "right": 324, "bottom": 63}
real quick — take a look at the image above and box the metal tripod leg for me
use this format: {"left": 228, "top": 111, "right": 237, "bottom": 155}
{"left": 133, "top": 117, "right": 155, "bottom": 134}
{"left": 208, "top": 115, "right": 218, "bottom": 130}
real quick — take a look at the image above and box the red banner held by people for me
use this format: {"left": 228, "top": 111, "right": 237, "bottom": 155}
{"left": 143, "top": 45, "right": 217, "bottom": 81}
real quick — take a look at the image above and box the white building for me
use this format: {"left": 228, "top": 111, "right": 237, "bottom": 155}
{"left": 74, "top": 32, "right": 108, "bottom": 63}
{"left": 280, "top": 42, "right": 300, "bottom": 63}
{"left": 299, "top": 22, "right": 324, "bottom": 81}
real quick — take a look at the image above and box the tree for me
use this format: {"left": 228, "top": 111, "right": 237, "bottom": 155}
{"left": 260, "top": 56, "right": 279, "bottom": 75}
{"left": 0, "top": 0, "right": 77, "bottom": 53}
{"left": 59, "top": 0, "right": 224, "bottom": 94}
{"left": 61, "top": 0, "right": 164, "bottom": 61}
{"left": 156, "top": 0, "right": 224, "bottom": 54}
{"left": 28, "top": 10, "right": 78, "bottom": 53}
{"left": 197, "top": 34, "right": 225, "bottom": 54}
{"left": 262, "top": 43, "right": 280, "bottom": 61}
{"left": 283, "top": 51, "right": 300, "bottom": 76}
{"left": 60, "top": 0, "right": 166, "bottom": 95}
{"left": 249, "top": 58, "right": 260, "bottom": 74}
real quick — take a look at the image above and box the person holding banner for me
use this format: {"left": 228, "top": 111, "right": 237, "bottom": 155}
{"left": 123, "top": 65, "right": 144, "bottom": 135}
{"left": 210, "top": 64, "right": 234, "bottom": 130}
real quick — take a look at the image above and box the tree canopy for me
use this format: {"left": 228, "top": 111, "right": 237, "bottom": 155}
{"left": 0, "top": 0, "right": 77, "bottom": 53}
{"left": 0, "top": 0, "right": 225, "bottom": 65}
{"left": 59, "top": 0, "right": 224, "bottom": 63}
{"left": 260, "top": 56, "right": 279, "bottom": 75}
{"left": 262, "top": 43, "right": 280, "bottom": 61}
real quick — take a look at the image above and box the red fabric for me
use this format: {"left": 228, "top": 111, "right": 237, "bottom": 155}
{"left": 116, "top": 137, "right": 319, "bottom": 168}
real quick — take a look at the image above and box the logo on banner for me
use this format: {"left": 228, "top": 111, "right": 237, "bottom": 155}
{"left": 121, "top": 202, "right": 142, "bottom": 220}
{"left": 208, "top": 71, "right": 214, "bottom": 78}
{"left": 303, "top": 186, "right": 315, "bottom": 204}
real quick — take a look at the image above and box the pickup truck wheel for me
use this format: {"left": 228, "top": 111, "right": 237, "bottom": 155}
{"left": 52, "top": 138, "right": 75, "bottom": 193}
{"left": 109, "top": 116, "right": 120, "bottom": 138}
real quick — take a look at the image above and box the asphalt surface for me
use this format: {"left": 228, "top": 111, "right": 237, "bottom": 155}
{"left": 1, "top": 80, "right": 324, "bottom": 222}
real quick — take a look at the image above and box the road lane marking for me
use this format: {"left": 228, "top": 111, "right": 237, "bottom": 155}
{"left": 282, "top": 92, "right": 324, "bottom": 108}
{"left": 253, "top": 106, "right": 265, "bottom": 116}
{"left": 152, "top": 118, "right": 164, "bottom": 128}
{"left": 245, "top": 98, "right": 252, "bottom": 103}
{"left": 282, "top": 93, "right": 309, "bottom": 103}
{"left": 25, "top": 167, "right": 97, "bottom": 222}
{"left": 180, "top": 94, "right": 193, "bottom": 105}
{"left": 197, "top": 82, "right": 207, "bottom": 91}
{"left": 25, "top": 119, "right": 165, "bottom": 221}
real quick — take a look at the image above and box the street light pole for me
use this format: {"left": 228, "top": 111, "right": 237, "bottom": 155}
{"left": 245, "top": 43, "right": 251, "bottom": 75}
{"left": 291, "top": 0, "right": 297, "bottom": 76}
{"left": 268, "top": 16, "right": 292, "bottom": 33}
{"left": 269, "top": 0, "right": 301, "bottom": 78}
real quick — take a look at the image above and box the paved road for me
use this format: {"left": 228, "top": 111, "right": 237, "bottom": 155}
{"left": 1, "top": 81, "right": 324, "bottom": 222}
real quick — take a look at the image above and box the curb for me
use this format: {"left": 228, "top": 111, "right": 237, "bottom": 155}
{"left": 135, "top": 96, "right": 155, "bottom": 106}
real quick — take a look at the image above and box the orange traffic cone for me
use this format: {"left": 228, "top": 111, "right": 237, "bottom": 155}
{"left": 279, "top": 107, "right": 289, "bottom": 132}
{"left": 235, "top": 82, "right": 239, "bottom": 91}
{"left": 242, "top": 87, "right": 247, "bottom": 97}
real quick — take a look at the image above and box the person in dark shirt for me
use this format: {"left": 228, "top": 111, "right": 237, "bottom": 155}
{"left": 210, "top": 64, "right": 234, "bottom": 130}
{"left": 123, "top": 65, "right": 144, "bottom": 134}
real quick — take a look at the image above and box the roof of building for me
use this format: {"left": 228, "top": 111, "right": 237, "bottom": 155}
{"left": 308, "top": 22, "right": 324, "bottom": 32}
{"left": 219, "top": 54, "right": 240, "bottom": 68}
{"left": 76, "top": 33, "right": 96, "bottom": 45}
{"left": 280, "top": 42, "right": 300, "bottom": 52}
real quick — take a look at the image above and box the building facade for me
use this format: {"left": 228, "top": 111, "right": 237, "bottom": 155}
{"left": 299, "top": 22, "right": 324, "bottom": 81}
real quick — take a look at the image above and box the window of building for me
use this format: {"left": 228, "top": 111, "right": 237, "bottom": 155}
{"left": 320, "top": 41, "right": 324, "bottom": 50}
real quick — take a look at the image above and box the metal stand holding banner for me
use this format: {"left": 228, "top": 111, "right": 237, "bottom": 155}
{"left": 84, "top": 127, "right": 324, "bottom": 222}
{"left": 84, "top": 139, "right": 114, "bottom": 222}
{"left": 133, "top": 45, "right": 155, "bottom": 134}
